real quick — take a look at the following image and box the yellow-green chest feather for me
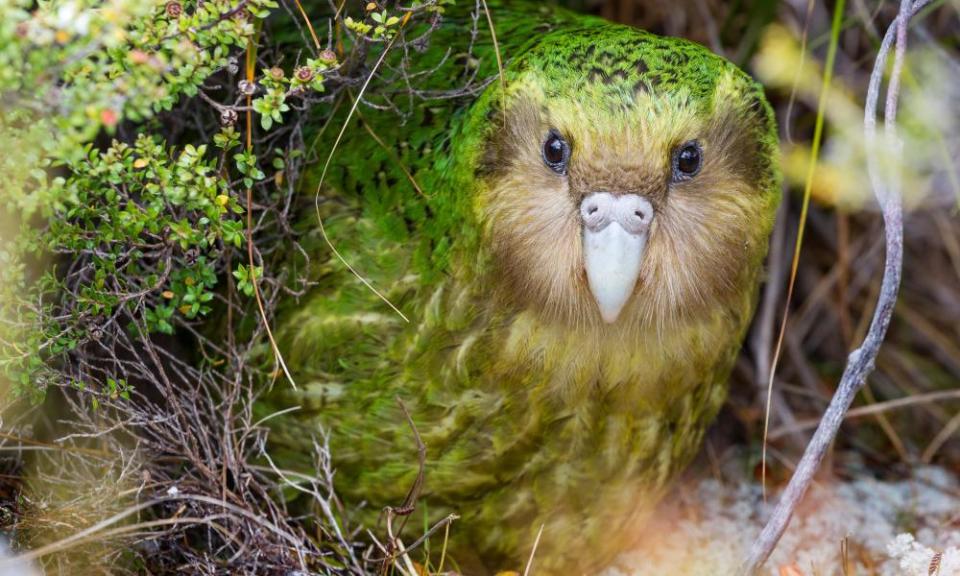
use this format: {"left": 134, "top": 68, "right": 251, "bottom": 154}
{"left": 272, "top": 260, "right": 761, "bottom": 573}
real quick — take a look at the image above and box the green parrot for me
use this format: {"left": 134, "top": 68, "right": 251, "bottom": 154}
{"left": 264, "top": 2, "right": 780, "bottom": 574}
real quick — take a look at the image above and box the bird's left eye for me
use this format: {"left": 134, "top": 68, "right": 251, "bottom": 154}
{"left": 542, "top": 130, "right": 570, "bottom": 174}
{"left": 672, "top": 140, "right": 703, "bottom": 181}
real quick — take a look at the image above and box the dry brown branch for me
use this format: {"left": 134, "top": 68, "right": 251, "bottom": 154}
{"left": 768, "top": 388, "right": 960, "bottom": 439}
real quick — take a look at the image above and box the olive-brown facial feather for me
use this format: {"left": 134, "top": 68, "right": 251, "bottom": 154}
{"left": 479, "top": 96, "right": 590, "bottom": 323}
{"left": 476, "top": 66, "right": 777, "bottom": 331}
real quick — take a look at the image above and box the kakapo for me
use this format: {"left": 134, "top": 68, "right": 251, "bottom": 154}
{"left": 263, "top": 2, "right": 780, "bottom": 573}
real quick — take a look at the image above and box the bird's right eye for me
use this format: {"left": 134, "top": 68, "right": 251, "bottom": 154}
{"left": 542, "top": 130, "right": 570, "bottom": 174}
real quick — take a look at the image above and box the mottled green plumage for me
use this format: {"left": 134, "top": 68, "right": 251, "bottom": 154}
{"left": 264, "top": 3, "right": 780, "bottom": 574}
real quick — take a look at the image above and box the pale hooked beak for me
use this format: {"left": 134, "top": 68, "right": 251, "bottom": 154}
{"left": 581, "top": 192, "right": 654, "bottom": 323}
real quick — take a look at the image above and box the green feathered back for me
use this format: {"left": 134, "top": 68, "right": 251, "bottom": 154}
{"left": 294, "top": 3, "right": 600, "bottom": 283}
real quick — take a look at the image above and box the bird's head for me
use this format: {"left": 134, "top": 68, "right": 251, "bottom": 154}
{"left": 470, "top": 25, "right": 780, "bottom": 330}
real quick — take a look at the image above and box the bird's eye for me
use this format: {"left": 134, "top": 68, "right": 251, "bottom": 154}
{"left": 542, "top": 130, "right": 570, "bottom": 174}
{"left": 672, "top": 141, "right": 703, "bottom": 180}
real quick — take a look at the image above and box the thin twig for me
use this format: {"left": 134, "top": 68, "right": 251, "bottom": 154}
{"left": 759, "top": 0, "right": 846, "bottom": 502}
{"left": 739, "top": 0, "right": 930, "bottom": 572}
{"left": 312, "top": 26, "right": 411, "bottom": 324}
{"left": 478, "top": 0, "right": 506, "bottom": 125}
{"left": 769, "top": 388, "right": 960, "bottom": 439}
{"left": 244, "top": 21, "right": 299, "bottom": 391}
{"left": 522, "top": 523, "right": 545, "bottom": 576}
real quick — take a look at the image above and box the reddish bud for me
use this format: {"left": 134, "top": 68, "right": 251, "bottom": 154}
{"left": 129, "top": 50, "right": 149, "bottom": 64}
{"left": 165, "top": 1, "right": 182, "bottom": 18}
{"left": 100, "top": 109, "right": 119, "bottom": 128}
{"left": 294, "top": 66, "right": 314, "bottom": 82}
{"left": 318, "top": 49, "right": 337, "bottom": 65}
